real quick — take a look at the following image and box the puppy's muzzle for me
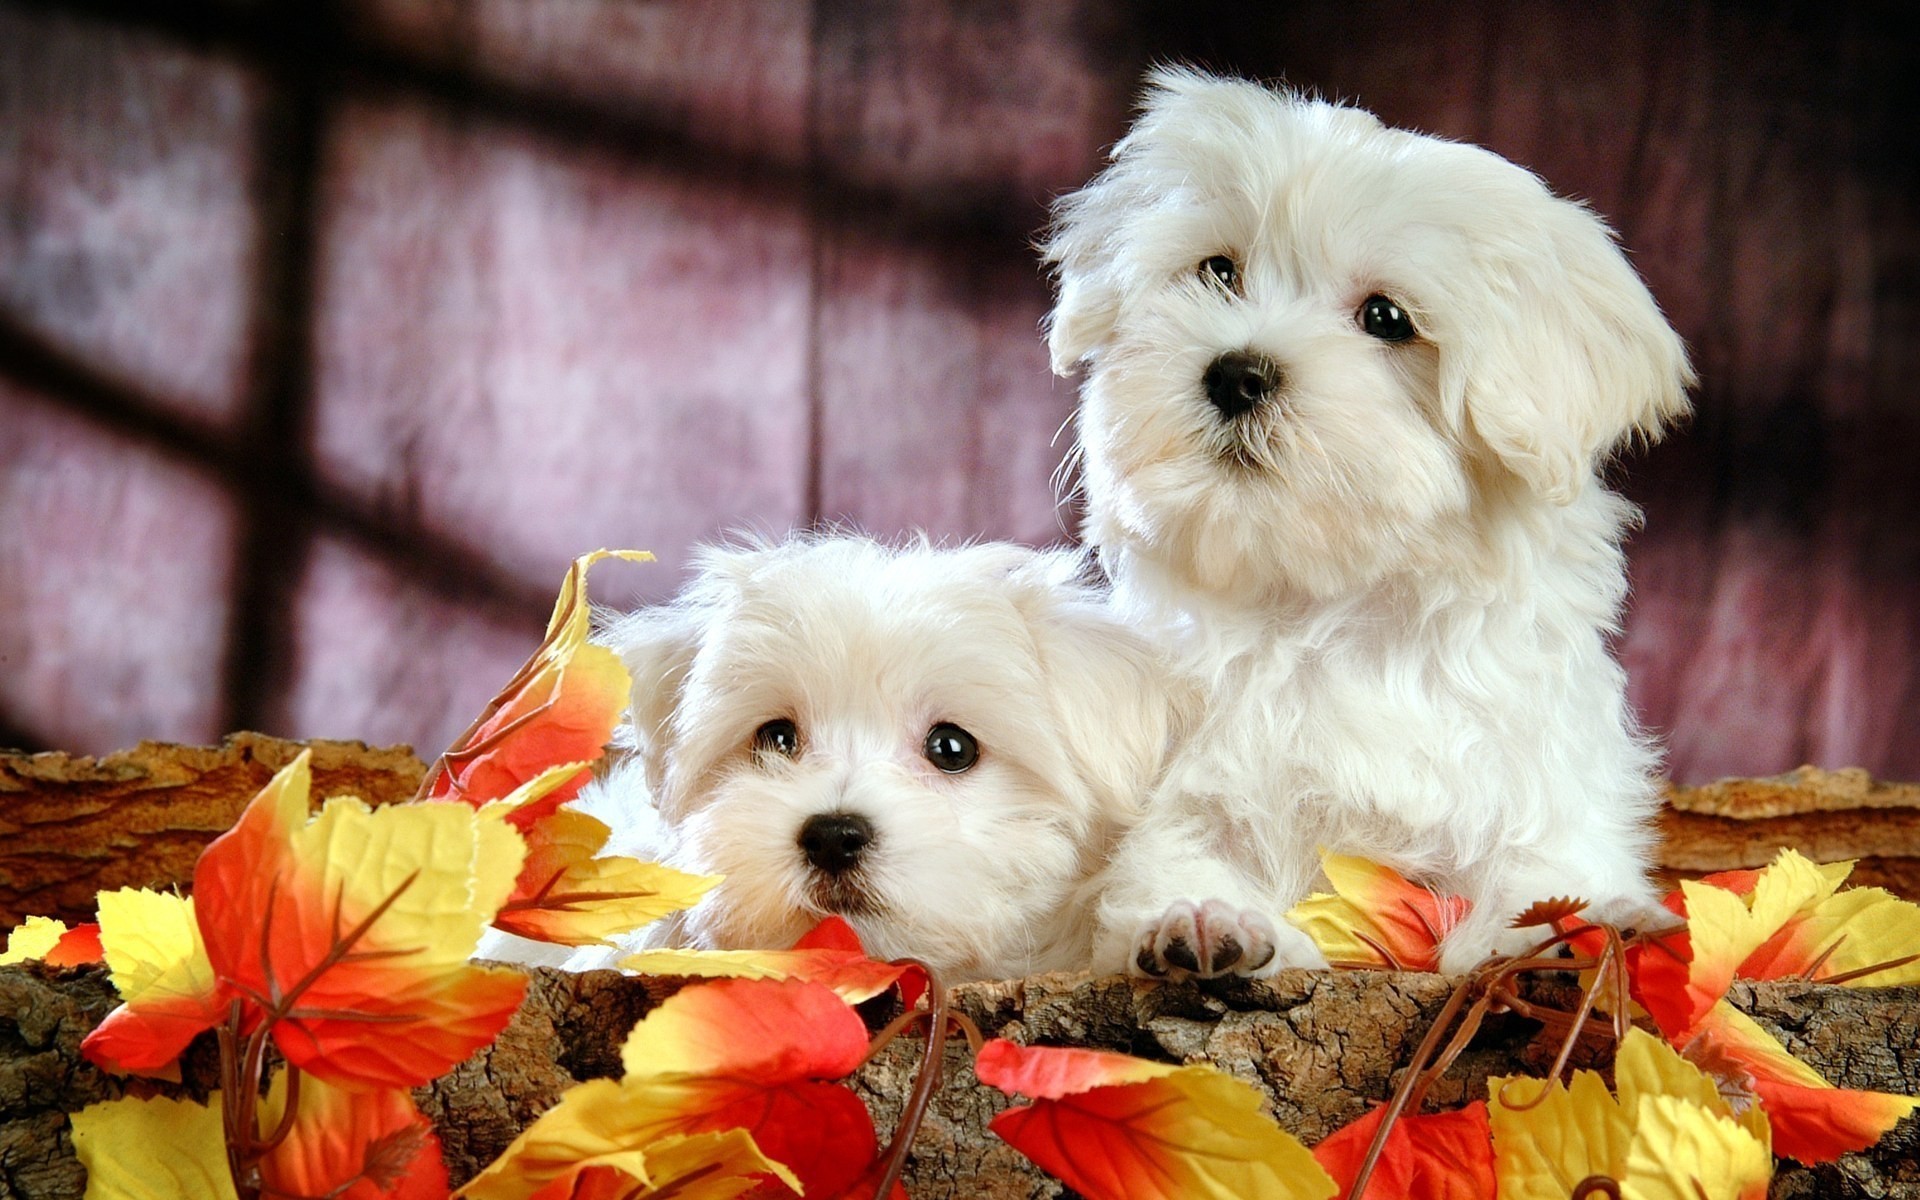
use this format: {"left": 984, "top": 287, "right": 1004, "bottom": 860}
{"left": 798, "top": 812, "right": 874, "bottom": 875}
{"left": 1203, "top": 350, "right": 1283, "bottom": 419}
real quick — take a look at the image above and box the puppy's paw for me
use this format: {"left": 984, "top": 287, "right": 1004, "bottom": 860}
{"left": 1131, "top": 899, "right": 1325, "bottom": 980}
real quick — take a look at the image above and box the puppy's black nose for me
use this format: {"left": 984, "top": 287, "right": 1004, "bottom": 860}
{"left": 799, "top": 812, "right": 875, "bottom": 875}
{"left": 1203, "top": 350, "right": 1282, "bottom": 419}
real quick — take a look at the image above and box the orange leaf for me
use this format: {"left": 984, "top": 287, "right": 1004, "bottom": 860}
{"left": 621, "top": 917, "right": 926, "bottom": 1007}
{"left": 977, "top": 1039, "right": 1336, "bottom": 1200}
{"left": 1686, "top": 1001, "right": 1919, "bottom": 1164}
{"left": 431, "top": 550, "right": 650, "bottom": 818}
{"left": 193, "top": 752, "right": 529, "bottom": 1089}
{"left": 493, "top": 805, "right": 718, "bottom": 946}
{"left": 616, "top": 977, "right": 881, "bottom": 1197}
{"left": 82, "top": 890, "right": 231, "bottom": 1074}
{"left": 1640, "top": 851, "right": 1920, "bottom": 1042}
{"left": 1287, "top": 854, "right": 1469, "bottom": 971}
{"left": 622, "top": 977, "right": 870, "bottom": 1083}
{"left": 48, "top": 922, "right": 104, "bottom": 966}
{"left": 1310, "top": 1102, "right": 1494, "bottom": 1200}
{"left": 259, "top": 1069, "right": 449, "bottom": 1200}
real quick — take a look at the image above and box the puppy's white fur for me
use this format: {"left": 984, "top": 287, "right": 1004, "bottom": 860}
{"left": 1046, "top": 69, "right": 1694, "bottom": 977}
{"left": 481, "top": 535, "right": 1179, "bottom": 983}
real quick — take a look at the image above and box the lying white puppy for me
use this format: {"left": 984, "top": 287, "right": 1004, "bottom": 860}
{"left": 1045, "top": 68, "right": 1694, "bottom": 977}
{"left": 482, "top": 535, "right": 1180, "bottom": 983}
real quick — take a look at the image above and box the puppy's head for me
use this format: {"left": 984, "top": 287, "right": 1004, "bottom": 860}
{"left": 608, "top": 535, "right": 1178, "bottom": 981}
{"left": 1046, "top": 68, "right": 1694, "bottom": 602}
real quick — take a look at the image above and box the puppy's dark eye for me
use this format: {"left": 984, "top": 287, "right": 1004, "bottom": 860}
{"left": 923, "top": 723, "right": 979, "bottom": 774}
{"left": 753, "top": 718, "right": 800, "bottom": 758}
{"left": 1199, "top": 255, "right": 1240, "bottom": 293}
{"left": 1359, "top": 294, "right": 1417, "bottom": 342}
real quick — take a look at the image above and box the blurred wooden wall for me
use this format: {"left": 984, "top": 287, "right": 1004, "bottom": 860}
{"left": 1, "top": 0, "right": 1914, "bottom": 782}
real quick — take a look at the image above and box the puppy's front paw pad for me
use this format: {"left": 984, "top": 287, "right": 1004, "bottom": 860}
{"left": 1132, "top": 900, "right": 1296, "bottom": 979}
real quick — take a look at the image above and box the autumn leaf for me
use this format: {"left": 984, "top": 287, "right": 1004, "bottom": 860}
{"left": 492, "top": 804, "right": 719, "bottom": 946}
{"left": 81, "top": 889, "right": 231, "bottom": 1074}
{"left": 193, "top": 751, "right": 530, "bottom": 1089}
{"left": 975, "top": 1038, "right": 1337, "bottom": 1200}
{"left": 1684, "top": 1000, "right": 1919, "bottom": 1164}
{"left": 1618, "top": 1095, "right": 1772, "bottom": 1200}
{"left": 465, "top": 1128, "right": 796, "bottom": 1200}
{"left": 1487, "top": 1069, "right": 1630, "bottom": 1198}
{"left": 1286, "top": 854, "right": 1470, "bottom": 971}
{"left": 464, "top": 977, "right": 879, "bottom": 1199}
{"left": 1310, "top": 1102, "right": 1494, "bottom": 1200}
{"left": 621, "top": 916, "right": 927, "bottom": 1006}
{"left": 430, "top": 550, "right": 651, "bottom": 820}
{"left": 68, "top": 1093, "right": 239, "bottom": 1200}
{"left": 0, "top": 915, "right": 102, "bottom": 967}
{"left": 1490, "top": 1029, "right": 1773, "bottom": 1200}
{"left": 258, "top": 1069, "right": 450, "bottom": 1200}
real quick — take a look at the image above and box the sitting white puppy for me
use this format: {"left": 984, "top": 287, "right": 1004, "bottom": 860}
{"left": 1045, "top": 69, "right": 1694, "bottom": 978}
{"left": 484, "top": 535, "right": 1181, "bottom": 983}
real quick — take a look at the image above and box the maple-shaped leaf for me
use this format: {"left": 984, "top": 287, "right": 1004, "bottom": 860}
{"left": 464, "top": 1128, "right": 797, "bottom": 1200}
{"left": 975, "top": 1038, "right": 1337, "bottom": 1200}
{"left": 1487, "top": 1069, "right": 1631, "bottom": 1199}
{"left": 1616, "top": 1023, "right": 1769, "bottom": 1151}
{"left": 1310, "top": 1101, "right": 1494, "bottom": 1200}
{"left": 1685, "top": 1000, "right": 1919, "bottom": 1164}
{"left": 68, "top": 1093, "right": 239, "bottom": 1200}
{"left": 258, "top": 1068, "right": 450, "bottom": 1200}
{"left": 430, "top": 550, "right": 651, "bottom": 821}
{"left": 1491, "top": 1029, "right": 1775, "bottom": 1200}
{"left": 465, "top": 977, "right": 878, "bottom": 1199}
{"left": 1617, "top": 1095, "right": 1772, "bottom": 1200}
{"left": 194, "top": 751, "right": 530, "bottom": 1089}
{"left": 1641, "top": 850, "right": 1920, "bottom": 1042}
{"left": 492, "top": 805, "right": 719, "bottom": 946}
{"left": 621, "top": 916, "right": 927, "bottom": 1006}
{"left": 81, "top": 889, "right": 231, "bottom": 1074}
{"left": 0, "top": 915, "right": 103, "bottom": 966}
{"left": 1287, "top": 853, "right": 1470, "bottom": 971}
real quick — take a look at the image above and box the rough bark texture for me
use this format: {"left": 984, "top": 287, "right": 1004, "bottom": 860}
{"left": 3, "top": 961, "right": 1916, "bottom": 1199}
{"left": 1658, "top": 767, "right": 1920, "bottom": 900}
{"left": 0, "top": 733, "right": 426, "bottom": 926}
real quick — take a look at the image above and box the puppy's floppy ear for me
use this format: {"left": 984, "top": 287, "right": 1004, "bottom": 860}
{"left": 598, "top": 603, "right": 704, "bottom": 801}
{"left": 1440, "top": 191, "right": 1695, "bottom": 504}
{"left": 1042, "top": 190, "right": 1127, "bottom": 375}
{"left": 1005, "top": 551, "right": 1190, "bottom": 822}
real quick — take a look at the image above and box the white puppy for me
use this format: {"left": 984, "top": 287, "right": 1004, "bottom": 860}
{"left": 1045, "top": 69, "right": 1694, "bottom": 978}
{"left": 486, "top": 535, "right": 1181, "bottom": 983}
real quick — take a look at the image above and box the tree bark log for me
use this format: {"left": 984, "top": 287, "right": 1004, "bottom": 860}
{"left": 3, "top": 961, "right": 1915, "bottom": 1199}
{"left": 0, "top": 734, "right": 425, "bottom": 927}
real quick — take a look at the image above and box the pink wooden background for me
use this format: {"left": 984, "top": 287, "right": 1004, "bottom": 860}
{"left": 1, "top": 1, "right": 1914, "bottom": 783}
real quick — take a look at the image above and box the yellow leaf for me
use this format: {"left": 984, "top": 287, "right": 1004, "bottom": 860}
{"left": 455, "top": 1083, "right": 801, "bottom": 1200}
{"left": 492, "top": 807, "right": 719, "bottom": 946}
{"left": 0, "top": 915, "right": 68, "bottom": 964}
{"left": 94, "top": 889, "right": 220, "bottom": 1017}
{"left": 1286, "top": 853, "right": 1467, "bottom": 971}
{"left": 1617, "top": 1026, "right": 1771, "bottom": 1152}
{"left": 1620, "top": 1094, "right": 1771, "bottom": 1200}
{"left": 1488, "top": 1070, "right": 1631, "bottom": 1200}
{"left": 68, "top": 1093, "right": 240, "bottom": 1200}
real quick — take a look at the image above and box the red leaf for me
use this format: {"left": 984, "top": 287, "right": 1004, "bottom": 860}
{"left": 1311, "top": 1102, "right": 1495, "bottom": 1200}
{"left": 45, "top": 922, "right": 104, "bottom": 967}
